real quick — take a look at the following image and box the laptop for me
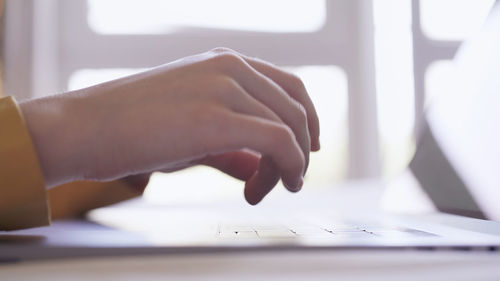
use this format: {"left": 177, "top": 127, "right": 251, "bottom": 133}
{"left": 2, "top": 3, "right": 500, "bottom": 263}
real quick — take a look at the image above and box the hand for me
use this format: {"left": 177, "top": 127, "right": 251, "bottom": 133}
{"left": 20, "top": 48, "right": 320, "bottom": 204}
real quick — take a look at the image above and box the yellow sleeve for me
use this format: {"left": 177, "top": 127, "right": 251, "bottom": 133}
{"left": 48, "top": 179, "right": 144, "bottom": 220}
{"left": 0, "top": 96, "right": 50, "bottom": 230}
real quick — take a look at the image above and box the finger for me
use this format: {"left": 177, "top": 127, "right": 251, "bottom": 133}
{"left": 244, "top": 156, "right": 281, "bottom": 205}
{"left": 209, "top": 54, "right": 311, "bottom": 174}
{"left": 234, "top": 68, "right": 311, "bottom": 175}
{"left": 237, "top": 53, "right": 320, "bottom": 151}
{"left": 210, "top": 75, "right": 284, "bottom": 125}
{"left": 208, "top": 77, "right": 305, "bottom": 189}
{"left": 207, "top": 108, "right": 305, "bottom": 191}
{"left": 173, "top": 149, "right": 284, "bottom": 205}
{"left": 199, "top": 150, "right": 259, "bottom": 181}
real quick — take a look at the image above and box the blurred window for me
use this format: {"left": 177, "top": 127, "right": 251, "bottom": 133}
{"left": 374, "top": 0, "right": 416, "bottom": 177}
{"left": 88, "top": 0, "right": 326, "bottom": 34}
{"left": 420, "top": 0, "right": 495, "bottom": 41}
{"left": 425, "top": 60, "right": 455, "bottom": 109}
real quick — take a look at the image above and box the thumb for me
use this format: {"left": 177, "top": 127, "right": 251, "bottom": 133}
{"left": 199, "top": 150, "right": 260, "bottom": 181}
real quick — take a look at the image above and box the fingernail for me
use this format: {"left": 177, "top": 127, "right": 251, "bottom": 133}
{"left": 248, "top": 196, "right": 261, "bottom": 205}
{"left": 313, "top": 140, "right": 321, "bottom": 151}
{"left": 292, "top": 177, "right": 303, "bottom": 192}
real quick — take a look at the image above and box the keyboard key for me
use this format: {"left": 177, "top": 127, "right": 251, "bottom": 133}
{"left": 289, "top": 226, "right": 332, "bottom": 236}
{"left": 219, "top": 230, "right": 258, "bottom": 238}
{"left": 256, "top": 229, "right": 296, "bottom": 238}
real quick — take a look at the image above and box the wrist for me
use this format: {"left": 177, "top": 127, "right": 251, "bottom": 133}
{"left": 19, "top": 93, "right": 93, "bottom": 188}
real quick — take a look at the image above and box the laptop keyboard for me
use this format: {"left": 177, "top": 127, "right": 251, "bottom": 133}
{"left": 218, "top": 224, "right": 435, "bottom": 239}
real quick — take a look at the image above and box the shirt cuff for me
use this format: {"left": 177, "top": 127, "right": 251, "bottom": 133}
{"left": 0, "top": 96, "right": 50, "bottom": 231}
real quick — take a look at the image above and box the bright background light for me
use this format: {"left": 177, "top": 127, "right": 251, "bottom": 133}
{"left": 88, "top": 0, "right": 326, "bottom": 34}
{"left": 421, "top": 0, "right": 495, "bottom": 41}
{"left": 374, "top": 0, "right": 416, "bottom": 177}
{"left": 372, "top": 0, "right": 495, "bottom": 178}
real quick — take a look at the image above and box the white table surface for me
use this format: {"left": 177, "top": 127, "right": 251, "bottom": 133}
{"left": 1, "top": 250, "right": 500, "bottom": 281}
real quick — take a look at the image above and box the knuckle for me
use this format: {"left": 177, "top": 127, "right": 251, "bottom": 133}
{"left": 285, "top": 95, "right": 307, "bottom": 127}
{"left": 271, "top": 124, "right": 295, "bottom": 147}
{"left": 210, "top": 75, "right": 242, "bottom": 101}
{"left": 271, "top": 125, "right": 305, "bottom": 170}
{"left": 210, "top": 47, "right": 235, "bottom": 54}
{"left": 294, "top": 101, "right": 308, "bottom": 125}
{"left": 210, "top": 52, "right": 245, "bottom": 69}
{"left": 288, "top": 73, "right": 307, "bottom": 91}
{"left": 216, "top": 74, "right": 238, "bottom": 91}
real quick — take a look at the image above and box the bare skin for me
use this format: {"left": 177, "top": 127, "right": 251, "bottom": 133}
{"left": 19, "top": 48, "right": 320, "bottom": 205}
